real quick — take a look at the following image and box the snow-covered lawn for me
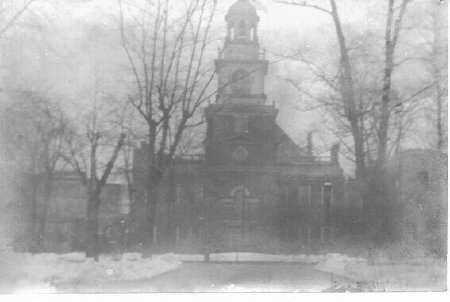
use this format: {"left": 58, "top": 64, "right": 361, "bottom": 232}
{"left": 1, "top": 250, "right": 444, "bottom": 293}
{"left": 174, "top": 252, "right": 446, "bottom": 291}
{"left": 0, "top": 251, "right": 181, "bottom": 293}
{"left": 314, "top": 253, "right": 446, "bottom": 291}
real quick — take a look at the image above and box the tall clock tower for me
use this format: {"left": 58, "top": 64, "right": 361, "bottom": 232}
{"left": 205, "top": 0, "right": 278, "bottom": 166}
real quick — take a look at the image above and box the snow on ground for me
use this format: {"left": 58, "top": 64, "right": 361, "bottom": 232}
{"left": 1, "top": 250, "right": 444, "bottom": 293}
{"left": 314, "top": 253, "right": 446, "bottom": 291}
{"left": 174, "top": 252, "right": 446, "bottom": 291}
{"left": 0, "top": 251, "right": 181, "bottom": 293}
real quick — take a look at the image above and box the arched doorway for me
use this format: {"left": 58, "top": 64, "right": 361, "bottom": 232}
{"left": 219, "top": 185, "right": 261, "bottom": 251}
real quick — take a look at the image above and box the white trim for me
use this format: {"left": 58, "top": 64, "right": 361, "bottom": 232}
{"left": 230, "top": 185, "right": 250, "bottom": 197}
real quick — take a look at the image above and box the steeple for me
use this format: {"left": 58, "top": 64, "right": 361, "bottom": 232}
{"left": 223, "top": 0, "right": 260, "bottom": 60}
{"left": 204, "top": 0, "right": 277, "bottom": 166}
{"left": 215, "top": 0, "right": 267, "bottom": 106}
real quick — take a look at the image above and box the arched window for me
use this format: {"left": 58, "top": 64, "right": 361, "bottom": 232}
{"left": 231, "top": 69, "right": 251, "bottom": 95}
{"left": 238, "top": 20, "right": 246, "bottom": 38}
{"left": 232, "top": 146, "right": 249, "bottom": 162}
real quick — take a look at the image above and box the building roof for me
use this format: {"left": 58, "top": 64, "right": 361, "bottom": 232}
{"left": 274, "top": 124, "right": 311, "bottom": 164}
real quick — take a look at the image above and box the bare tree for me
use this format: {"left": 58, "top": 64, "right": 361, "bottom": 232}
{"left": 428, "top": 0, "right": 447, "bottom": 152}
{"left": 376, "top": 0, "right": 410, "bottom": 171}
{"left": 276, "top": 0, "right": 367, "bottom": 181}
{"left": 276, "top": 0, "right": 413, "bottom": 173}
{"left": 276, "top": 0, "right": 420, "bottom": 241}
{"left": 0, "top": 90, "right": 69, "bottom": 251}
{"left": 64, "top": 93, "right": 126, "bottom": 260}
{"left": 117, "top": 0, "right": 218, "bottom": 249}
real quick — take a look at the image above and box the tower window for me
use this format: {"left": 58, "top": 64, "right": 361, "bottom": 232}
{"left": 234, "top": 115, "right": 248, "bottom": 133}
{"left": 231, "top": 69, "right": 251, "bottom": 95}
{"left": 238, "top": 20, "right": 246, "bottom": 38}
{"left": 232, "top": 146, "right": 249, "bottom": 162}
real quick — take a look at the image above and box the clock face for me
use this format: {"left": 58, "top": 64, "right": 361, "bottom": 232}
{"left": 232, "top": 146, "right": 249, "bottom": 162}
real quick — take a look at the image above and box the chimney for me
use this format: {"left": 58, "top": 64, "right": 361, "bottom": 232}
{"left": 307, "top": 132, "right": 313, "bottom": 155}
{"left": 331, "top": 143, "right": 340, "bottom": 163}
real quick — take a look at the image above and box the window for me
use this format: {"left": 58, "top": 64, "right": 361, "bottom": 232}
{"left": 321, "top": 182, "right": 333, "bottom": 205}
{"left": 199, "top": 184, "right": 204, "bottom": 201}
{"left": 321, "top": 226, "right": 333, "bottom": 243}
{"left": 176, "top": 184, "right": 181, "bottom": 204}
{"left": 298, "top": 185, "right": 311, "bottom": 206}
{"left": 231, "top": 69, "right": 251, "bottom": 95}
{"left": 232, "top": 146, "right": 249, "bottom": 162}
{"left": 234, "top": 115, "right": 248, "bottom": 133}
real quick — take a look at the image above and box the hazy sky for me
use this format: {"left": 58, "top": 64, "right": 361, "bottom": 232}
{"left": 3, "top": 0, "right": 440, "bottom": 176}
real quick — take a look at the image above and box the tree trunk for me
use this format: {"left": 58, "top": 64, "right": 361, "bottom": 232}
{"left": 28, "top": 174, "right": 40, "bottom": 252}
{"left": 38, "top": 171, "right": 52, "bottom": 251}
{"left": 377, "top": 0, "right": 409, "bottom": 171}
{"left": 329, "top": 0, "right": 366, "bottom": 182}
{"left": 133, "top": 172, "right": 162, "bottom": 254}
{"left": 165, "top": 166, "right": 176, "bottom": 244}
{"left": 86, "top": 189, "right": 100, "bottom": 260}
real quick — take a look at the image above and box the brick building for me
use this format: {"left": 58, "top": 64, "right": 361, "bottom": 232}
{"left": 132, "top": 0, "right": 345, "bottom": 253}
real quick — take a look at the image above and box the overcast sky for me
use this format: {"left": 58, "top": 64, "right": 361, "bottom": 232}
{"left": 3, "top": 0, "right": 441, "bottom": 176}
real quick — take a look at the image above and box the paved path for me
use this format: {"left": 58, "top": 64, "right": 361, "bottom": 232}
{"left": 58, "top": 262, "right": 353, "bottom": 293}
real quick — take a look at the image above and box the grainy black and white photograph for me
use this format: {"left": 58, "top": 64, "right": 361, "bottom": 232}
{"left": 0, "top": 0, "right": 447, "bottom": 294}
